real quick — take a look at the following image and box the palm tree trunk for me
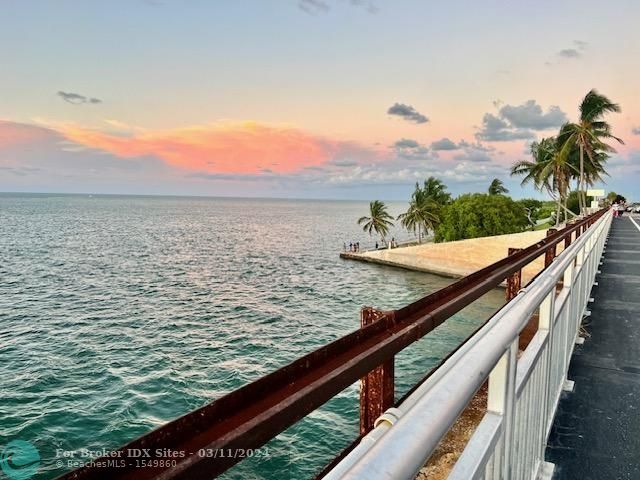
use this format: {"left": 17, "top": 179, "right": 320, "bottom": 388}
{"left": 555, "top": 201, "right": 561, "bottom": 227}
{"left": 579, "top": 143, "right": 585, "bottom": 215}
{"left": 547, "top": 187, "right": 577, "bottom": 223}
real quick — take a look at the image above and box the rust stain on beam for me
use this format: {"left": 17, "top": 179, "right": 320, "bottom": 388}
{"left": 359, "top": 307, "right": 395, "bottom": 435}
{"left": 565, "top": 229, "right": 573, "bottom": 249}
{"left": 545, "top": 228, "right": 558, "bottom": 267}
{"left": 506, "top": 248, "right": 523, "bottom": 301}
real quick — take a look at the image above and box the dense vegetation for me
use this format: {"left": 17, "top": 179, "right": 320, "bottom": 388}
{"left": 357, "top": 177, "right": 538, "bottom": 244}
{"left": 435, "top": 193, "right": 528, "bottom": 242}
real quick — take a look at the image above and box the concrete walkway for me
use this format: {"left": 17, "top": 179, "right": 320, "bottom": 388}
{"left": 546, "top": 214, "right": 640, "bottom": 479}
{"left": 341, "top": 229, "right": 560, "bottom": 285}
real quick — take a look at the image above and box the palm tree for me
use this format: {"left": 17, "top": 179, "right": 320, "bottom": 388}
{"left": 488, "top": 178, "right": 509, "bottom": 195}
{"left": 397, "top": 201, "right": 440, "bottom": 243}
{"left": 358, "top": 200, "right": 394, "bottom": 244}
{"left": 396, "top": 204, "right": 422, "bottom": 241}
{"left": 397, "top": 180, "right": 446, "bottom": 242}
{"left": 557, "top": 90, "right": 623, "bottom": 213}
{"left": 511, "top": 137, "right": 577, "bottom": 226}
{"left": 422, "top": 176, "right": 452, "bottom": 205}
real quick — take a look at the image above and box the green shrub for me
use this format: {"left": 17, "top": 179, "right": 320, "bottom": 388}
{"left": 435, "top": 193, "right": 528, "bottom": 242}
{"left": 517, "top": 198, "right": 543, "bottom": 229}
{"left": 538, "top": 206, "right": 554, "bottom": 219}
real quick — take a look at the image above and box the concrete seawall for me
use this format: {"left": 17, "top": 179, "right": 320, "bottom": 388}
{"left": 341, "top": 229, "right": 563, "bottom": 286}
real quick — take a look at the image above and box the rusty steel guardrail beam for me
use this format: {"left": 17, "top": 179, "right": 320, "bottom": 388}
{"left": 57, "top": 210, "right": 605, "bottom": 480}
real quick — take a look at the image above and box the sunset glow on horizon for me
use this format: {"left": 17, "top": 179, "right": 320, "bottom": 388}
{"left": 54, "top": 121, "right": 388, "bottom": 174}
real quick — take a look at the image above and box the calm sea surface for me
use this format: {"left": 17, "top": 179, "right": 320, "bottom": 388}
{"left": 0, "top": 194, "right": 504, "bottom": 479}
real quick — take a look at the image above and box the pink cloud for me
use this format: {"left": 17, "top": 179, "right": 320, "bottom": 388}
{"left": 56, "top": 121, "right": 382, "bottom": 174}
{"left": 0, "top": 120, "right": 55, "bottom": 149}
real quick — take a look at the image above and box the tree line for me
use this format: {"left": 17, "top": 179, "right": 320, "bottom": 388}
{"left": 357, "top": 177, "right": 539, "bottom": 245}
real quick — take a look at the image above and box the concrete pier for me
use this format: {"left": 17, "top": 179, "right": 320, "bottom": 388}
{"left": 341, "top": 229, "right": 560, "bottom": 285}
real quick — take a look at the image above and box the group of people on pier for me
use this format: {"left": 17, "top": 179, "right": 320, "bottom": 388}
{"left": 344, "top": 237, "right": 399, "bottom": 253}
{"left": 346, "top": 242, "right": 361, "bottom": 252}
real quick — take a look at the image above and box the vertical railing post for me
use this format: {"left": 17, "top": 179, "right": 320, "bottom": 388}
{"left": 538, "top": 290, "right": 556, "bottom": 451}
{"left": 570, "top": 243, "right": 587, "bottom": 366}
{"left": 506, "top": 248, "right": 522, "bottom": 301}
{"left": 562, "top": 255, "right": 576, "bottom": 381}
{"left": 359, "top": 307, "right": 394, "bottom": 435}
{"left": 576, "top": 243, "right": 586, "bottom": 307}
{"left": 545, "top": 228, "right": 558, "bottom": 268}
{"left": 564, "top": 228, "right": 572, "bottom": 249}
{"left": 487, "top": 340, "right": 518, "bottom": 478}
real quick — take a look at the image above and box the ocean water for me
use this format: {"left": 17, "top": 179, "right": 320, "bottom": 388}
{"left": 0, "top": 194, "right": 504, "bottom": 479}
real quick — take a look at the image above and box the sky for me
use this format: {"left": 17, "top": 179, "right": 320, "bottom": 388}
{"left": 1, "top": 0, "right": 639, "bottom": 201}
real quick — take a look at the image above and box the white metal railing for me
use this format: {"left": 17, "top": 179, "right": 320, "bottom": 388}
{"left": 325, "top": 209, "right": 612, "bottom": 480}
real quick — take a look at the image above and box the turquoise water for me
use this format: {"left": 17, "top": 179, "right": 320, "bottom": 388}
{"left": 0, "top": 194, "right": 504, "bottom": 479}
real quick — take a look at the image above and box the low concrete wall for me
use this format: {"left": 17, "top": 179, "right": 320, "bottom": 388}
{"left": 341, "top": 229, "right": 564, "bottom": 286}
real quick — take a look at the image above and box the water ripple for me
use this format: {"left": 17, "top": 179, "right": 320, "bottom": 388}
{"left": 0, "top": 194, "right": 503, "bottom": 479}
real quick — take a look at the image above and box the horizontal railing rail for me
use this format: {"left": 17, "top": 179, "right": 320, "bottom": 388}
{"left": 58, "top": 210, "right": 607, "bottom": 480}
{"left": 328, "top": 208, "right": 611, "bottom": 480}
